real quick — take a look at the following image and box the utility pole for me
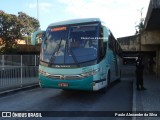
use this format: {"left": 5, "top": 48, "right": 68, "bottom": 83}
{"left": 37, "top": 0, "right": 39, "bottom": 20}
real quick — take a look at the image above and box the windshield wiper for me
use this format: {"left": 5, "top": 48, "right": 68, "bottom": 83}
{"left": 67, "top": 29, "right": 80, "bottom": 67}
{"left": 70, "top": 48, "right": 80, "bottom": 67}
{"left": 48, "top": 38, "right": 63, "bottom": 67}
{"left": 65, "top": 38, "right": 79, "bottom": 67}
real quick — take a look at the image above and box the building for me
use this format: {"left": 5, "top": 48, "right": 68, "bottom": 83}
{"left": 118, "top": 0, "right": 160, "bottom": 78}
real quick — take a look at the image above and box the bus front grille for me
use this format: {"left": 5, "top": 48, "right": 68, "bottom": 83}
{"left": 46, "top": 74, "right": 84, "bottom": 80}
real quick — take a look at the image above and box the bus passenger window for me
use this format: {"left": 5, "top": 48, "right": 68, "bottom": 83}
{"left": 99, "top": 27, "right": 105, "bottom": 59}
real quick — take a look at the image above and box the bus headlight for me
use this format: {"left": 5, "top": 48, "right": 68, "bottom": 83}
{"left": 39, "top": 69, "right": 50, "bottom": 76}
{"left": 81, "top": 69, "right": 99, "bottom": 77}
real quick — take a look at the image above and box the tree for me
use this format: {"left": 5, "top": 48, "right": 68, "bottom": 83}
{"left": 135, "top": 19, "right": 144, "bottom": 35}
{"left": 0, "top": 11, "right": 40, "bottom": 54}
{"left": 0, "top": 11, "right": 23, "bottom": 54}
{"left": 18, "top": 12, "right": 40, "bottom": 44}
{"left": 135, "top": 8, "right": 144, "bottom": 35}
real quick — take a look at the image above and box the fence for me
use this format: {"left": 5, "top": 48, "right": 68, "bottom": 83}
{"left": 0, "top": 55, "right": 39, "bottom": 92}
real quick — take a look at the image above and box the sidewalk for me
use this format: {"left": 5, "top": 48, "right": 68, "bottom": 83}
{"left": 132, "top": 73, "right": 160, "bottom": 120}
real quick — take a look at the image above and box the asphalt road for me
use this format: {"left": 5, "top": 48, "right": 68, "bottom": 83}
{"left": 0, "top": 65, "right": 135, "bottom": 120}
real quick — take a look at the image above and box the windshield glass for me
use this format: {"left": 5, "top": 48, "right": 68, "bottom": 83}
{"left": 41, "top": 23, "right": 99, "bottom": 66}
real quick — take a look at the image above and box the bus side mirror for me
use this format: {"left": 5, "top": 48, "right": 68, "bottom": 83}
{"left": 31, "top": 30, "right": 45, "bottom": 45}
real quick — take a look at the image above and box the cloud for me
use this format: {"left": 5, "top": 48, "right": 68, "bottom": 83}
{"left": 59, "top": 0, "right": 150, "bottom": 37}
{"left": 29, "top": 2, "right": 52, "bottom": 12}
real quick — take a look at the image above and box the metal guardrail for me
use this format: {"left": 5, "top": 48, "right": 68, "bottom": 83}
{"left": 0, "top": 55, "right": 39, "bottom": 92}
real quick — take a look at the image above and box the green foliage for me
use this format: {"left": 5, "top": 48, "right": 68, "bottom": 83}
{"left": 0, "top": 11, "right": 22, "bottom": 54}
{"left": 22, "top": 36, "right": 31, "bottom": 44}
{"left": 18, "top": 12, "right": 40, "bottom": 36}
{"left": 0, "top": 11, "right": 40, "bottom": 54}
{"left": 135, "top": 8, "right": 144, "bottom": 35}
{"left": 135, "top": 20, "right": 144, "bottom": 35}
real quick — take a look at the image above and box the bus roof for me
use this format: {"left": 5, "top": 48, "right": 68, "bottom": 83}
{"left": 48, "top": 18, "right": 101, "bottom": 27}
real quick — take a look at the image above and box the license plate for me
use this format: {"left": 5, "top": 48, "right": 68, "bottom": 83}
{"left": 58, "top": 83, "right": 68, "bottom": 87}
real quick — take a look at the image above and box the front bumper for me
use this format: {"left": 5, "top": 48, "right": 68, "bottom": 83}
{"left": 39, "top": 74, "right": 93, "bottom": 91}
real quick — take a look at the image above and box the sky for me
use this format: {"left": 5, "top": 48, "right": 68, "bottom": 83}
{"left": 0, "top": 0, "right": 150, "bottom": 38}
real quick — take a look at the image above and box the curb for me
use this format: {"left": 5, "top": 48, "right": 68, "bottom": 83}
{"left": 0, "top": 84, "right": 39, "bottom": 97}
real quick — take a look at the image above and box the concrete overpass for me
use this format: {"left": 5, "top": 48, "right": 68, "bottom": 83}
{"left": 118, "top": 0, "right": 160, "bottom": 78}
{"left": 142, "top": 0, "right": 160, "bottom": 78}
{"left": 144, "top": 0, "right": 160, "bottom": 30}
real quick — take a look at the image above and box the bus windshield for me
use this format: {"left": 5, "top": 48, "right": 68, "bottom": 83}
{"left": 41, "top": 23, "right": 99, "bottom": 66}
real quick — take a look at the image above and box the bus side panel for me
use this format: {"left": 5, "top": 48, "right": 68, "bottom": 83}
{"left": 106, "top": 49, "right": 119, "bottom": 82}
{"left": 93, "top": 59, "right": 109, "bottom": 90}
{"left": 117, "top": 55, "right": 123, "bottom": 79}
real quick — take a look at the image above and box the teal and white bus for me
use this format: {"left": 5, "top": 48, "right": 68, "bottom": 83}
{"left": 31, "top": 18, "right": 123, "bottom": 92}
